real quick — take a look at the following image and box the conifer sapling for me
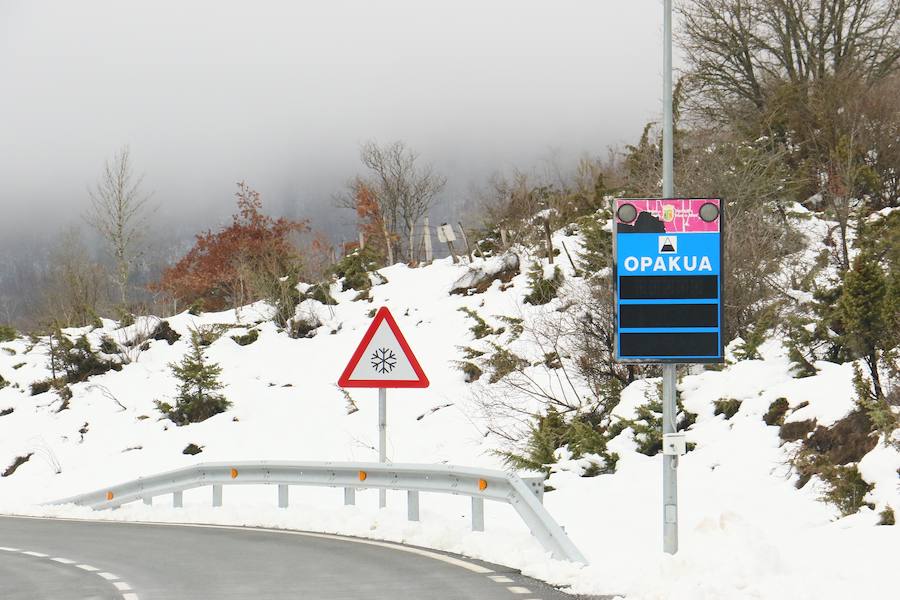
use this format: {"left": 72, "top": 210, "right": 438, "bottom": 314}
{"left": 163, "top": 332, "right": 230, "bottom": 425}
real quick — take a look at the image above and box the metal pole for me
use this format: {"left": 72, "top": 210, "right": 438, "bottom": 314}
{"left": 662, "top": 363, "right": 678, "bottom": 553}
{"left": 663, "top": 0, "right": 674, "bottom": 201}
{"left": 662, "top": 0, "right": 679, "bottom": 555}
{"left": 378, "top": 387, "right": 387, "bottom": 508}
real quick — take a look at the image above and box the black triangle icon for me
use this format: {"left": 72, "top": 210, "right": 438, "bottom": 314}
{"left": 660, "top": 239, "right": 675, "bottom": 253}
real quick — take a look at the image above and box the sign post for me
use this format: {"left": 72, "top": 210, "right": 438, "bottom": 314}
{"left": 338, "top": 307, "right": 429, "bottom": 508}
{"left": 613, "top": 197, "right": 724, "bottom": 555}
{"left": 378, "top": 387, "right": 387, "bottom": 507}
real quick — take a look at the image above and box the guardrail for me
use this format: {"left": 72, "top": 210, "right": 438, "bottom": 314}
{"left": 52, "top": 461, "right": 587, "bottom": 564}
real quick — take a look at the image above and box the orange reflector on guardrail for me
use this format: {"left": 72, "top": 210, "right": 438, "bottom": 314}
{"left": 106, "top": 491, "right": 114, "bottom": 501}
{"left": 358, "top": 470, "right": 367, "bottom": 481}
{"left": 230, "top": 468, "right": 238, "bottom": 479}
{"left": 478, "top": 479, "right": 488, "bottom": 491}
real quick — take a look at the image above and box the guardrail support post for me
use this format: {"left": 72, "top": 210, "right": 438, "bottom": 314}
{"left": 278, "top": 484, "right": 289, "bottom": 508}
{"left": 378, "top": 388, "right": 387, "bottom": 509}
{"left": 344, "top": 487, "right": 355, "bottom": 506}
{"left": 407, "top": 490, "right": 419, "bottom": 521}
{"left": 173, "top": 491, "right": 183, "bottom": 508}
{"left": 471, "top": 497, "right": 484, "bottom": 532}
{"left": 212, "top": 484, "right": 223, "bottom": 507}
{"left": 142, "top": 497, "right": 152, "bottom": 506}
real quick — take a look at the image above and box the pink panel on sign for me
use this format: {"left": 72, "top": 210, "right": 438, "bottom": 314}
{"left": 615, "top": 198, "right": 720, "bottom": 233}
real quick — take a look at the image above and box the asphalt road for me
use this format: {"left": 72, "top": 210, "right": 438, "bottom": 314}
{"left": 0, "top": 516, "right": 594, "bottom": 600}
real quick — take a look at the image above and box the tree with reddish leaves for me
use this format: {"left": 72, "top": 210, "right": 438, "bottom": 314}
{"left": 353, "top": 179, "right": 393, "bottom": 265}
{"left": 154, "top": 182, "right": 308, "bottom": 315}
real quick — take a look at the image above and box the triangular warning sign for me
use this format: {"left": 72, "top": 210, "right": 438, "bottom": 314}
{"left": 338, "top": 307, "right": 429, "bottom": 389}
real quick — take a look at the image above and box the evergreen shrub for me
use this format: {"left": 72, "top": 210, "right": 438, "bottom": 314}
{"left": 714, "top": 398, "right": 742, "bottom": 419}
{"left": 523, "top": 263, "right": 563, "bottom": 305}
{"left": 159, "top": 332, "right": 230, "bottom": 425}
{"left": 764, "top": 398, "right": 790, "bottom": 426}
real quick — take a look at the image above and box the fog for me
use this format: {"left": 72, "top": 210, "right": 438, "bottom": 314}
{"left": 1, "top": 0, "right": 671, "bottom": 234}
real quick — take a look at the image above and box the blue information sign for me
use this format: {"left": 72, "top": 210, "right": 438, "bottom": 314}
{"left": 613, "top": 198, "right": 724, "bottom": 363}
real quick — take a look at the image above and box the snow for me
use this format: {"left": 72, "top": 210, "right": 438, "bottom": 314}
{"left": 1, "top": 218, "right": 898, "bottom": 599}
{"left": 858, "top": 441, "right": 900, "bottom": 509}
{"left": 867, "top": 206, "right": 899, "bottom": 222}
{"left": 542, "top": 261, "right": 558, "bottom": 280}
{"left": 449, "top": 251, "right": 520, "bottom": 293}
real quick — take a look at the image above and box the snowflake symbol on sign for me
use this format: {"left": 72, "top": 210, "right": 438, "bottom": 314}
{"left": 370, "top": 347, "right": 397, "bottom": 374}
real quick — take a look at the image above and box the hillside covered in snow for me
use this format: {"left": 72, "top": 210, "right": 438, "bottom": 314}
{"left": 0, "top": 207, "right": 897, "bottom": 600}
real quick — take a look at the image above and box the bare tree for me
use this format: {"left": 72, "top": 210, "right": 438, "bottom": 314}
{"left": 478, "top": 171, "right": 540, "bottom": 233}
{"left": 803, "top": 71, "right": 900, "bottom": 268}
{"left": 678, "top": 0, "right": 900, "bottom": 120}
{"left": 41, "top": 227, "right": 109, "bottom": 328}
{"left": 469, "top": 277, "right": 638, "bottom": 451}
{"left": 86, "top": 146, "right": 153, "bottom": 310}
{"left": 354, "top": 141, "right": 446, "bottom": 263}
{"left": 859, "top": 74, "right": 900, "bottom": 210}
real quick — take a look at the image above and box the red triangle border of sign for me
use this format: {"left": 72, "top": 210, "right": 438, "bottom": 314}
{"left": 337, "top": 306, "right": 430, "bottom": 388}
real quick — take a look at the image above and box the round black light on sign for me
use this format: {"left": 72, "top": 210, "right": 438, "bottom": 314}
{"left": 617, "top": 203, "right": 638, "bottom": 223}
{"left": 699, "top": 202, "right": 720, "bottom": 223}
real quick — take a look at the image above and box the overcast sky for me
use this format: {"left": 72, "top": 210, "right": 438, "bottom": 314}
{"left": 0, "top": 0, "right": 674, "bottom": 243}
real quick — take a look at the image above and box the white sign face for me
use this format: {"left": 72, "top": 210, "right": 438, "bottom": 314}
{"left": 347, "top": 319, "right": 417, "bottom": 381}
{"left": 436, "top": 223, "right": 456, "bottom": 243}
{"left": 338, "top": 307, "right": 429, "bottom": 388}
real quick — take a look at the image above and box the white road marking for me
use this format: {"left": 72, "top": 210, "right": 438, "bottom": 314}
{"left": 5, "top": 546, "right": 138, "bottom": 600}
{"left": 489, "top": 575, "right": 515, "bottom": 583}
{"left": 507, "top": 587, "right": 532, "bottom": 594}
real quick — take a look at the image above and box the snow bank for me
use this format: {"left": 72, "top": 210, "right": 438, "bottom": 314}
{"left": 449, "top": 252, "right": 520, "bottom": 294}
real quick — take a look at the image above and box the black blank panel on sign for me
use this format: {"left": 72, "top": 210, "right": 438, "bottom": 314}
{"left": 620, "top": 332, "right": 718, "bottom": 357}
{"left": 619, "top": 304, "right": 718, "bottom": 328}
{"left": 619, "top": 275, "right": 718, "bottom": 300}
